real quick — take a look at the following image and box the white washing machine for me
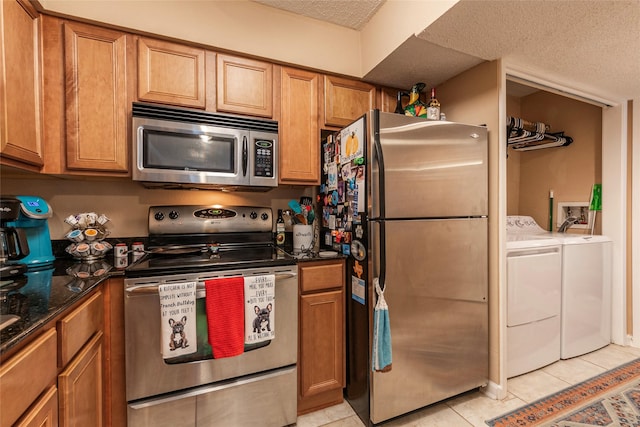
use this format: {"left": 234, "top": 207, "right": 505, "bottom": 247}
{"left": 506, "top": 216, "right": 562, "bottom": 377}
{"left": 507, "top": 216, "right": 613, "bottom": 360}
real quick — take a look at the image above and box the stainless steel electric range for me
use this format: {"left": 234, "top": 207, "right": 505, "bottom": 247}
{"left": 124, "top": 205, "right": 298, "bottom": 427}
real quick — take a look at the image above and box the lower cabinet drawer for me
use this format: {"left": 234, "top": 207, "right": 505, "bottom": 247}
{"left": 300, "top": 260, "right": 344, "bottom": 293}
{"left": 58, "top": 290, "right": 103, "bottom": 366}
{"left": 0, "top": 328, "right": 57, "bottom": 426}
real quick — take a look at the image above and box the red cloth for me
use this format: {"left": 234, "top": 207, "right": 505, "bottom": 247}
{"left": 205, "top": 277, "right": 245, "bottom": 358}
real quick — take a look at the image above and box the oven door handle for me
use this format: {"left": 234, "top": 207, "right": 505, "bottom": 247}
{"left": 125, "top": 272, "right": 298, "bottom": 295}
{"left": 128, "top": 365, "right": 296, "bottom": 410}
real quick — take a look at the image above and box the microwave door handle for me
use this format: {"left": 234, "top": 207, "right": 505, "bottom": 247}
{"left": 242, "top": 135, "right": 248, "bottom": 177}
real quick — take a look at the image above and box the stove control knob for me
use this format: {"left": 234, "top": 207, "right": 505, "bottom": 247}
{"left": 169, "top": 210, "right": 179, "bottom": 220}
{"left": 261, "top": 212, "right": 269, "bottom": 221}
{"left": 154, "top": 212, "right": 165, "bottom": 221}
{"left": 250, "top": 211, "right": 258, "bottom": 220}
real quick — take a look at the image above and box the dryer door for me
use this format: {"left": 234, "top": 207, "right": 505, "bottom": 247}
{"left": 507, "top": 246, "right": 562, "bottom": 326}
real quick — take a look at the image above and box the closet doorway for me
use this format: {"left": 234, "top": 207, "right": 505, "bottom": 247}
{"left": 505, "top": 79, "right": 603, "bottom": 235}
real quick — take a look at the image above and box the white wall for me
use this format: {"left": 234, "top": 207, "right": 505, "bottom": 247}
{"left": 632, "top": 99, "right": 640, "bottom": 345}
{"left": 602, "top": 103, "right": 628, "bottom": 344}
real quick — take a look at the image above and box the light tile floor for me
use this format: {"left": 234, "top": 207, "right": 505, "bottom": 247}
{"left": 295, "top": 344, "right": 640, "bottom": 427}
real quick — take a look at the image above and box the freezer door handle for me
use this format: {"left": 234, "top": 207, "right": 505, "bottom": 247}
{"left": 372, "top": 112, "right": 386, "bottom": 220}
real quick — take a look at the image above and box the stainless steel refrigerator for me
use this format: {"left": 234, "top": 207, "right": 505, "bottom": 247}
{"left": 319, "top": 110, "right": 489, "bottom": 425}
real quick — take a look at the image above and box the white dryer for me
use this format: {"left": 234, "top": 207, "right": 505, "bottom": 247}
{"left": 506, "top": 216, "right": 613, "bottom": 360}
{"left": 506, "top": 217, "right": 562, "bottom": 378}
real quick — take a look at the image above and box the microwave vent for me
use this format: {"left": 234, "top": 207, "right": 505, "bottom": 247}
{"left": 132, "top": 102, "right": 278, "bottom": 133}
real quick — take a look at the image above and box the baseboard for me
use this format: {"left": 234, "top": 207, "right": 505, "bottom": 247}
{"left": 625, "top": 335, "right": 636, "bottom": 347}
{"left": 482, "top": 380, "right": 506, "bottom": 400}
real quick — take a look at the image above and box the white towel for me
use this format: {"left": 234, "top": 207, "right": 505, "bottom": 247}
{"left": 244, "top": 275, "right": 275, "bottom": 344}
{"left": 159, "top": 282, "right": 197, "bottom": 358}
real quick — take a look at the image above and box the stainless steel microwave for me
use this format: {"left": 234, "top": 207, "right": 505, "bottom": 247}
{"left": 132, "top": 103, "right": 278, "bottom": 190}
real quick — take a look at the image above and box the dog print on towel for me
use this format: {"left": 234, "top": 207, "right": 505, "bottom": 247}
{"left": 244, "top": 275, "right": 276, "bottom": 344}
{"left": 168, "top": 316, "right": 189, "bottom": 350}
{"left": 252, "top": 303, "right": 272, "bottom": 333}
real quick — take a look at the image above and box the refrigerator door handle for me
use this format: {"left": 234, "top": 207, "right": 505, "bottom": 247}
{"left": 377, "top": 220, "right": 387, "bottom": 291}
{"left": 372, "top": 121, "right": 387, "bottom": 291}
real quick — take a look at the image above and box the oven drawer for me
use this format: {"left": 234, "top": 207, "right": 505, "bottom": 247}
{"left": 128, "top": 366, "right": 297, "bottom": 427}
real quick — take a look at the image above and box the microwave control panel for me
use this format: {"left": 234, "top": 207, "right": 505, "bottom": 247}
{"left": 254, "top": 139, "right": 274, "bottom": 178}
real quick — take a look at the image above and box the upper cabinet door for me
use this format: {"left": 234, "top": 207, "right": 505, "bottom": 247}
{"left": 137, "top": 38, "right": 207, "bottom": 109}
{"left": 279, "top": 66, "right": 320, "bottom": 184}
{"left": 0, "top": 0, "right": 44, "bottom": 169}
{"left": 64, "top": 22, "right": 129, "bottom": 172}
{"left": 217, "top": 54, "right": 273, "bottom": 118}
{"left": 323, "top": 75, "right": 375, "bottom": 128}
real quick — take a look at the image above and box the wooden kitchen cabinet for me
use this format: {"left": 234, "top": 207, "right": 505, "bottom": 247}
{"left": 103, "top": 277, "right": 126, "bottom": 427}
{"left": 0, "top": 328, "right": 57, "bottom": 426}
{"left": 63, "top": 22, "right": 129, "bottom": 174}
{"left": 58, "top": 332, "right": 104, "bottom": 427}
{"left": 137, "top": 37, "right": 215, "bottom": 110}
{"left": 217, "top": 53, "right": 273, "bottom": 118}
{"left": 0, "top": 0, "right": 44, "bottom": 170}
{"left": 278, "top": 66, "right": 321, "bottom": 184}
{"left": 15, "top": 385, "right": 59, "bottom": 427}
{"left": 57, "top": 290, "right": 104, "bottom": 427}
{"left": 323, "top": 75, "right": 375, "bottom": 128}
{"left": 298, "top": 259, "right": 345, "bottom": 414}
{"left": 0, "top": 285, "right": 109, "bottom": 427}
{"left": 41, "top": 17, "right": 132, "bottom": 176}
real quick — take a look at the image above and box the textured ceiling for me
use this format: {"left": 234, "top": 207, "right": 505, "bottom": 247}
{"left": 254, "top": 0, "right": 640, "bottom": 100}
{"left": 417, "top": 0, "right": 640, "bottom": 100}
{"left": 252, "top": 0, "right": 385, "bottom": 30}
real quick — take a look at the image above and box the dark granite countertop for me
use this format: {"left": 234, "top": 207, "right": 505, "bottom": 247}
{"left": 0, "top": 256, "right": 125, "bottom": 357}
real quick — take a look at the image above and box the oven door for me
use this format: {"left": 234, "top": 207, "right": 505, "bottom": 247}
{"left": 124, "top": 265, "right": 298, "bottom": 402}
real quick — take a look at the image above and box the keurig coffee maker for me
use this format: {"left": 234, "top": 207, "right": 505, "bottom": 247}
{"left": 4, "top": 196, "right": 55, "bottom": 267}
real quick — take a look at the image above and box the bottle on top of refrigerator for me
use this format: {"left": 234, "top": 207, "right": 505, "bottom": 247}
{"left": 276, "top": 209, "right": 286, "bottom": 246}
{"left": 426, "top": 87, "right": 441, "bottom": 120}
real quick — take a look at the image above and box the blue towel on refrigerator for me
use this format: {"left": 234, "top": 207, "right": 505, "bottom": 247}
{"left": 372, "top": 278, "right": 392, "bottom": 372}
